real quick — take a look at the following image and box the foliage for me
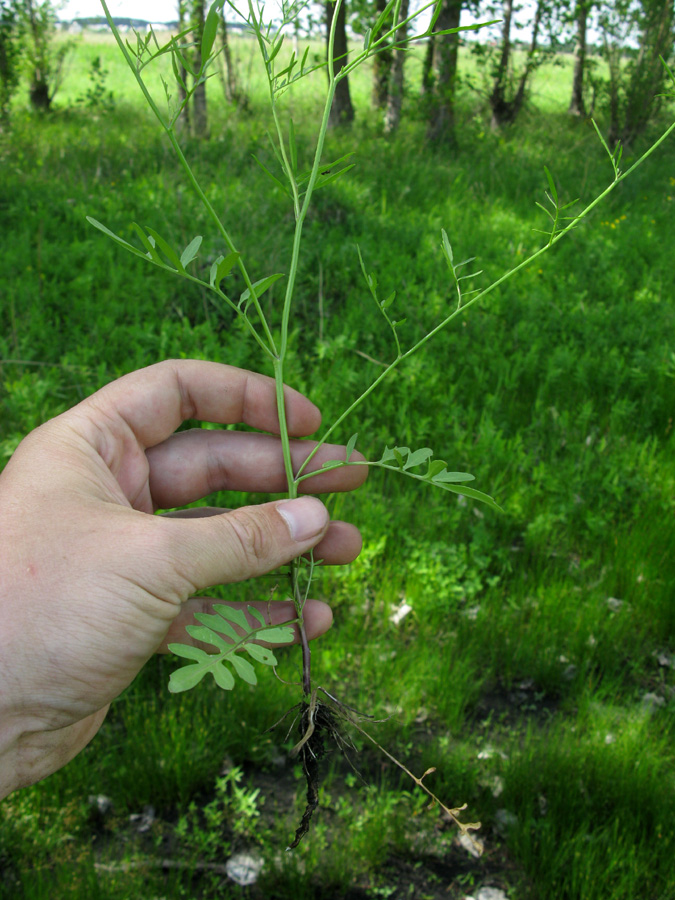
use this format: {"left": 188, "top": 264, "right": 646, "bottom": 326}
{"left": 596, "top": 0, "right": 675, "bottom": 145}
{"left": 0, "top": 0, "right": 21, "bottom": 122}
{"left": 74, "top": 55, "right": 115, "bottom": 113}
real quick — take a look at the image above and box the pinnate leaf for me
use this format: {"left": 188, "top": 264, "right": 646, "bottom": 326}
{"left": 168, "top": 604, "right": 294, "bottom": 693}
{"left": 372, "top": 444, "right": 500, "bottom": 511}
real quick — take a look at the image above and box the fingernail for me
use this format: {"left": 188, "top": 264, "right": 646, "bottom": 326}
{"left": 277, "top": 497, "right": 328, "bottom": 542}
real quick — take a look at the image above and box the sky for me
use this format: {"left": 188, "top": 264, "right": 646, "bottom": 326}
{"left": 58, "top": 0, "right": 500, "bottom": 30}
{"left": 59, "top": 0, "right": 179, "bottom": 21}
{"left": 56, "top": 0, "right": 569, "bottom": 47}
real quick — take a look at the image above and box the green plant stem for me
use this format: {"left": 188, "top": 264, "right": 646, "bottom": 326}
{"left": 295, "top": 114, "right": 675, "bottom": 482}
{"left": 266, "top": 0, "right": 344, "bottom": 696}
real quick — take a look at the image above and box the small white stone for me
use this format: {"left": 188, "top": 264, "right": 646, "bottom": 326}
{"left": 225, "top": 852, "right": 264, "bottom": 886}
{"left": 478, "top": 746, "right": 508, "bottom": 761}
{"left": 463, "top": 605, "right": 481, "bottom": 620}
{"left": 476, "top": 888, "right": 509, "bottom": 900}
{"left": 494, "top": 809, "right": 518, "bottom": 834}
{"left": 88, "top": 794, "right": 113, "bottom": 816}
{"left": 389, "top": 601, "right": 413, "bottom": 625}
{"left": 129, "top": 805, "right": 155, "bottom": 833}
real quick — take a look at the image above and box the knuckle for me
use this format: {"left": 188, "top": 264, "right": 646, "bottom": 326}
{"left": 225, "top": 510, "right": 274, "bottom": 572}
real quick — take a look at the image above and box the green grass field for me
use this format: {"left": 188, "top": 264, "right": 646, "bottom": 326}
{"left": 1, "top": 25, "right": 675, "bottom": 900}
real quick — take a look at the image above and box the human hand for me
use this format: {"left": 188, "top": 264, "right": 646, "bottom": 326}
{"left": 0, "top": 360, "right": 366, "bottom": 797}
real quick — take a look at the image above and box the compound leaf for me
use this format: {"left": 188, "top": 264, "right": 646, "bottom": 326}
{"left": 168, "top": 603, "right": 293, "bottom": 693}
{"left": 370, "top": 445, "right": 500, "bottom": 511}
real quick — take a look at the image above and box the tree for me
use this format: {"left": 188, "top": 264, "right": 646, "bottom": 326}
{"left": 23, "top": 0, "right": 70, "bottom": 111}
{"left": 568, "top": 0, "right": 591, "bottom": 116}
{"left": 0, "top": 0, "right": 21, "bottom": 123}
{"left": 218, "top": 6, "right": 245, "bottom": 107}
{"left": 326, "top": 0, "right": 355, "bottom": 126}
{"left": 487, "top": 0, "right": 551, "bottom": 128}
{"left": 383, "top": 0, "right": 409, "bottom": 133}
{"left": 370, "top": 0, "right": 393, "bottom": 108}
{"left": 425, "top": 0, "right": 463, "bottom": 144}
{"left": 599, "top": 0, "right": 674, "bottom": 147}
{"left": 190, "top": 0, "right": 208, "bottom": 137}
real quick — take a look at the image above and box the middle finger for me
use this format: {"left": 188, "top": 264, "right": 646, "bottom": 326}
{"left": 147, "top": 429, "right": 368, "bottom": 510}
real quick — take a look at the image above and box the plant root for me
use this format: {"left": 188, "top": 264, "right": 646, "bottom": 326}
{"left": 286, "top": 694, "right": 336, "bottom": 850}
{"left": 273, "top": 686, "right": 482, "bottom": 855}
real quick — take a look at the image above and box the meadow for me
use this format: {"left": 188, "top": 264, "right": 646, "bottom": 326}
{"left": 1, "top": 26, "right": 675, "bottom": 900}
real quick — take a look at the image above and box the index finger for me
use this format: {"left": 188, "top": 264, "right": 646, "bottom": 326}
{"left": 80, "top": 360, "right": 322, "bottom": 448}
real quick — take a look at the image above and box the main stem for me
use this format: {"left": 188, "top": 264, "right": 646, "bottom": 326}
{"left": 271, "top": 0, "right": 343, "bottom": 696}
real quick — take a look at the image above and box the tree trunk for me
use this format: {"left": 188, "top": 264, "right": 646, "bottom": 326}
{"left": 426, "top": 0, "right": 462, "bottom": 144}
{"left": 489, "top": 0, "right": 545, "bottom": 128}
{"left": 420, "top": 34, "right": 435, "bottom": 98}
{"left": 384, "top": 0, "right": 409, "bottom": 133}
{"left": 191, "top": 0, "right": 208, "bottom": 138}
{"left": 25, "top": 0, "right": 52, "bottom": 112}
{"left": 29, "top": 77, "right": 50, "bottom": 110}
{"left": 568, "top": 0, "right": 588, "bottom": 116}
{"left": 219, "top": 8, "right": 242, "bottom": 105}
{"left": 488, "top": 0, "right": 513, "bottom": 128}
{"left": 604, "top": 28, "right": 621, "bottom": 146}
{"left": 371, "top": 0, "right": 393, "bottom": 108}
{"left": 326, "top": 0, "right": 355, "bottom": 127}
{"left": 510, "top": 0, "right": 543, "bottom": 114}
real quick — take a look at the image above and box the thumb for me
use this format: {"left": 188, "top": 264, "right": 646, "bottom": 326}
{"left": 158, "top": 496, "right": 330, "bottom": 593}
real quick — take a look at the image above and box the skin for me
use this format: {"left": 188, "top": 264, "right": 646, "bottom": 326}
{"left": 0, "top": 360, "right": 367, "bottom": 799}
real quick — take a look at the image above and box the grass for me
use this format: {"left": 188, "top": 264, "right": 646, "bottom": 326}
{"left": 1, "top": 24, "right": 675, "bottom": 900}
